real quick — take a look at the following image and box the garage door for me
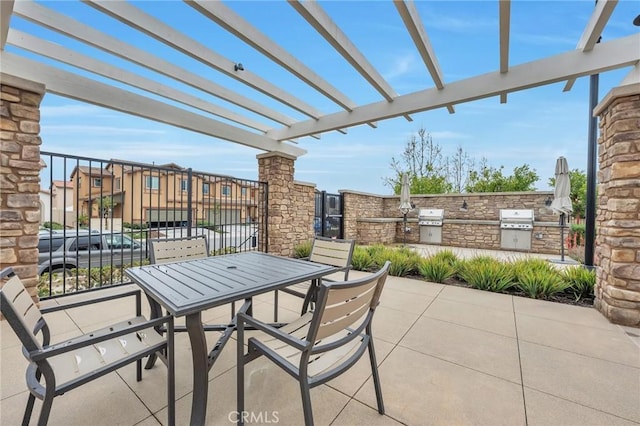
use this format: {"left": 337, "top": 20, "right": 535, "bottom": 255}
{"left": 147, "top": 209, "right": 190, "bottom": 223}
{"left": 208, "top": 209, "right": 241, "bottom": 225}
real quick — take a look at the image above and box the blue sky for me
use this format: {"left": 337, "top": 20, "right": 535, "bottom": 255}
{"left": 10, "top": 1, "right": 639, "bottom": 194}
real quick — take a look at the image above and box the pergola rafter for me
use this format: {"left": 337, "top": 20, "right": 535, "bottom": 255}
{"left": 267, "top": 34, "right": 640, "bottom": 140}
{"left": 499, "top": 0, "right": 510, "bottom": 104}
{"left": 394, "top": 0, "right": 455, "bottom": 114}
{"left": 563, "top": 0, "right": 619, "bottom": 92}
{"left": 0, "top": 52, "right": 307, "bottom": 157}
{"left": 1, "top": 0, "right": 636, "bottom": 158}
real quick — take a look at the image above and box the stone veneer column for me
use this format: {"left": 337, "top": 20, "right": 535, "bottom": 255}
{"left": 257, "top": 152, "right": 297, "bottom": 257}
{"left": 593, "top": 83, "right": 640, "bottom": 327}
{"left": 0, "top": 74, "right": 45, "bottom": 302}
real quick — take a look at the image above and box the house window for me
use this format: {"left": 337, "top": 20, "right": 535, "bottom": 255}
{"left": 93, "top": 178, "right": 102, "bottom": 187}
{"left": 115, "top": 177, "right": 121, "bottom": 190}
{"left": 241, "top": 187, "right": 247, "bottom": 196}
{"left": 222, "top": 185, "right": 231, "bottom": 196}
{"left": 181, "top": 179, "right": 188, "bottom": 191}
{"left": 203, "top": 183, "right": 210, "bottom": 194}
{"left": 145, "top": 176, "right": 160, "bottom": 190}
{"left": 78, "top": 177, "right": 82, "bottom": 188}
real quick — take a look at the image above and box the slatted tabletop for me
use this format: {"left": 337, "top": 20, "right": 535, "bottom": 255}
{"left": 126, "top": 252, "right": 335, "bottom": 316}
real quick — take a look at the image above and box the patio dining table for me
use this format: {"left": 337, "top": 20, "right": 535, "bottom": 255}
{"left": 125, "top": 251, "right": 336, "bottom": 425}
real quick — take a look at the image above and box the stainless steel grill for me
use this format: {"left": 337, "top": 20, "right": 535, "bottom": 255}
{"left": 418, "top": 209, "right": 444, "bottom": 244}
{"left": 418, "top": 209, "right": 444, "bottom": 226}
{"left": 499, "top": 209, "right": 534, "bottom": 230}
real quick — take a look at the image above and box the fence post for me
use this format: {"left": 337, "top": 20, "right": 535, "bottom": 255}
{"left": 187, "top": 168, "right": 193, "bottom": 237}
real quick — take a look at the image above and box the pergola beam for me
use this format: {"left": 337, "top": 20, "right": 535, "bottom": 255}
{"left": 0, "top": 0, "right": 14, "bottom": 50}
{"left": 289, "top": 0, "right": 396, "bottom": 102}
{"left": 186, "top": 0, "right": 357, "bottom": 113}
{"left": 0, "top": 52, "right": 306, "bottom": 157}
{"left": 7, "top": 29, "right": 272, "bottom": 134}
{"left": 394, "top": 0, "right": 455, "bottom": 114}
{"left": 563, "top": 0, "right": 618, "bottom": 92}
{"left": 267, "top": 34, "right": 640, "bottom": 140}
{"left": 84, "top": 0, "right": 322, "bottom": 120}
{"left": 499, "top": 0, "right": 510, "bottom": 104}
{"left": 13, "top": 0, "right": 295, "bottom": 126}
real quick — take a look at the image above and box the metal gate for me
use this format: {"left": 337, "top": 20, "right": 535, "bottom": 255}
{"left": 314, "top": 191, "right": 343, "bottom": 239}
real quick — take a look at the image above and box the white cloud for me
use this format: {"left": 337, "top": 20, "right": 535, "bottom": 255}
{"left": 383, "top": 53, "right": 417, "bottom": 80}
{"left": 43, "top": 125, "right": 166, "bottom": 135}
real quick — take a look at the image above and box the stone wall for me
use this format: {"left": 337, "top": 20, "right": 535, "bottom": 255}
{"left": 344, "top": 190, "right": 565, "bottom": 254}
{"left": 0, "top": 74, "right": 45, "bottom": 302}
{"left": 257, "top": 152, "right": 315, "bottom": 257}
{"left": 356, "top": 219, "right": 397, "bottom": 244}
{"left": 292, "top": 180, "right": 316, "bottom": 246}
{"left": 342, "top": 191, "right": 384, "bottom": 240}
{"left": 593, "top": 84, "right": 640, "bottom": 327}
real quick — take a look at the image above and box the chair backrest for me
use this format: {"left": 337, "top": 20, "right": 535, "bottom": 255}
{"left": 0, "top": 270, "right": 45, "bottom": 354}
{"left": 309, "top": 236, "right": 355, "bottom": 280}
{"left": 149, "top": 236, "right": 209, "bottom": 264}
{"left": 307, "top": 261, "right": 390, "bottom": 344}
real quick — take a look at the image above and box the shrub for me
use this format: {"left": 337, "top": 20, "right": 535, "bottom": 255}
{"left": 351, "top": 246, "right": 374, "bottom": 271}
{"left": 418, "top": 257, "right": 455, "bottom": 283}
{"left": 367, "top": 245, "right": 396, "bottom": 269}
{"left": 123, "top": 222, "right": 149, "bottom": 230}
{"left": 512, "top": 258, "right": 557, "bottom": 282}
{"left": 517, "top": 268, "right": 569, "bottom": 299}
{"left": 212, "top": 246, "right": 238, "bottom": 256}
{"left": 563, "top": 266, "right": 595, "bottom": 301}
{"left": 457, "top": 256, "right": 514, "bottom": 292}
{"left": 292, "top": 240, "right": 312, "bottom": 258}
{"left": 431, "top": 249, "right": 459, "bottom": 266}
{"left": 42, "top": 221, "right": 64, "bottom": 230}
{"left": 569, "top": 223, "right": 586, "bottom": 246}
{"left": 387, "top": 250, "right": 415, "bottom": 277}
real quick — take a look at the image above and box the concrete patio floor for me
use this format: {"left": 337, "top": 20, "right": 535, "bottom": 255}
{"left": 2, "top": 272, "right": 639, "bottom": 425}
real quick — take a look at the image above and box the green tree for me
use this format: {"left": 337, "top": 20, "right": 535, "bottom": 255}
{"left": 386, "top": 128, "right": 452, "bottom": 194}
{"left": 466, "top": 160, "right": 538, "bottom": 193}
{"left": 548, "top": 169, "right": 587, "bottom": 219}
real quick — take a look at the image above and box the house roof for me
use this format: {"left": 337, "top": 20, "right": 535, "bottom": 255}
{"left": 70, "top": 166, "right": 113, "bottom": 179}
{"left": 1, "top": 1, "right": 638, "bottom": 158}
{"left": 52, "top": 180, "right": 72, "bottom": 189}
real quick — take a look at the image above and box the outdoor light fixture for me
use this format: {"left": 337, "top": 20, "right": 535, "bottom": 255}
{"left": 544, "top": 196, "right": 553, "bottom": 207}
{"left": 234, "top": 63, "right": 244, "bottom": 71}
{"left": 460, "top": 199, "right": 468, "bottom": 212}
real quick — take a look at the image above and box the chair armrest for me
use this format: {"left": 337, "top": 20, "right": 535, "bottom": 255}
{"left": 40, "top": 289, "right": 141, "bottom": 314}
{"left": 237, "top": 313, "right": 309, "bottom": 351}
{"left": 30, "top": 315, "right": 172, "bottom": 361}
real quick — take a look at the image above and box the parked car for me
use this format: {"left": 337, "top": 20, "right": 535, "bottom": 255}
{"left": 37, "top": 230, "right": 147, "bottom": 275}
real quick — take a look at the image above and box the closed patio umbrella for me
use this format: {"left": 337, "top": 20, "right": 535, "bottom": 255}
{"left": 399, "top": 173, "right": 412, "bottom": 245}
{"left": 550, "top": 157, "right": 573, "bottom": 262}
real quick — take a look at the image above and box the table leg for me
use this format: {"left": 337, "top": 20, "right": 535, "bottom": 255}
{"left": 186, "top": 312, "right": 208, "bottom": 426}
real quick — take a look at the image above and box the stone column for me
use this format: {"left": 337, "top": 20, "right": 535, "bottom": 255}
{"left": 593, "top": 82, "right": 640, "bottom": 327}
{"left": 1, "top": 74, "right": 45, "bottom": 302}
{"left": 257, "top": 152, "right": 297, "bottom": 257}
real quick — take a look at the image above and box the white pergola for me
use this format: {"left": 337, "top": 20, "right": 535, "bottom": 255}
{"left": 1, "top": 0, "right": 638, "bottom": 158}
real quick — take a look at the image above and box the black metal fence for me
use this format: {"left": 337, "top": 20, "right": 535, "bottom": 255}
{"left": 38, "top": 151, "right": 268, "bottom": 299}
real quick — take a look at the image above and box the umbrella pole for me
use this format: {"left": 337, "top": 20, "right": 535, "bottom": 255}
{"left": 560, "top": 213, "right": 565, "bottom": 262}
{"left": 403, "top": 213, "right": 407, "bottom": 246}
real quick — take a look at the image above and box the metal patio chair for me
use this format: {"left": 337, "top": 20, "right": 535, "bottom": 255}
{"left": 237, "top": 261, "right": 390, "bottom": 426}
{"left": 149, "top": 235, "right": 209, "bottom": 264}
{"left": 276, "top": 236, "right": 355, "bottom": 319}
{"left": 0, "top": 268, "right": 175, "bottom": 426}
